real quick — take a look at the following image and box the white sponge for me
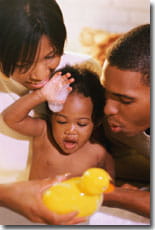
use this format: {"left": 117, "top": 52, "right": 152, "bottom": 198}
{"left": 48, "top": 74, "right": 70, "bottom": 112}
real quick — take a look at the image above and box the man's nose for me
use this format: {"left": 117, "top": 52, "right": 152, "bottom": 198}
{"left": 104, "top": 99, "right": 119, "bottom": 116}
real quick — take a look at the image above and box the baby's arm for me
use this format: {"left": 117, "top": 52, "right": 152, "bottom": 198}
{"left": 3, "top": 89, "right": 47, "bottom": 136}
{"left": 2, "top": 72, "right": 73, "bottom": 137}
{"left": 97, "top": 146, "right": 115, "bottom": 182}
{"left": 104, "top": 152, "right": 115, "bottom": 181}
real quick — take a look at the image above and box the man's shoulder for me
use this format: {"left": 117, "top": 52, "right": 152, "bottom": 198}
{"left": 104, "top": 125, "right": 150, "bottom": 157}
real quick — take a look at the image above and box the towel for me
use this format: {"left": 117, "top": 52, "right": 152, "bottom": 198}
{"left": 88, "top": 207, "right": 150, "bottom": 225}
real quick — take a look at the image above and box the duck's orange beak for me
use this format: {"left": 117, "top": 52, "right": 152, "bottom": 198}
{"left": 104, "top": 183, "right": 115, "bottom": 193}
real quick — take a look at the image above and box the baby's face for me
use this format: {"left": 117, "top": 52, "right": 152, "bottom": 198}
{"left": 51, "top": 92, "right": 94, "bottom": 154}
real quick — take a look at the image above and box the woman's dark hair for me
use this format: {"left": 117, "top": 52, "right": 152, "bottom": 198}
{"left": 0, "top": 0, "right": 66, "bottom": 76}
{"left": 106, "top": 24, "right": 150, "bottom": 85}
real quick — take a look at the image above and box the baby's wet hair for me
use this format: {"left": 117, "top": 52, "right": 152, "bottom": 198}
{"left": 56, "top": 64, "right": 105, "bottom": 127}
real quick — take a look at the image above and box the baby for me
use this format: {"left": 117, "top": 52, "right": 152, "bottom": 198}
{"left": 3, "top": 65, "right": 114, "bottom": 180}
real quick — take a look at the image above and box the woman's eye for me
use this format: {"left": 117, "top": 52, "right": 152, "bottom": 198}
{"left": 45, "top": 53, "right": 57, "bottom": 60}
{"left": 16, "top": 63, "right": 30, "bottom": 68}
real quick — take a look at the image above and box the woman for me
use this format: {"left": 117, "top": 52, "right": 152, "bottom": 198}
{"left": 0, "top": 0, "right": 97, "bottom": 224}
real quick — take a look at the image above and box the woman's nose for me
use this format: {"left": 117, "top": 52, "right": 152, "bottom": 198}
{"left": 29, "top": 66, "right": 50, "bottom": 81}
{"left": 104, "top": 99, "right": 119, "bottom": 116}
{"left": 29, "top": 74, "right": 39, "bottom": 81}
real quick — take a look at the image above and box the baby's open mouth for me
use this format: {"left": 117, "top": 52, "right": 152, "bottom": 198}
{"left": 63, "top": 139, "right": 77, "bottom": 150}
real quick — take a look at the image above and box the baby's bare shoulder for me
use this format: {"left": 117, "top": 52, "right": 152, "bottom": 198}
{"left": 89, "top": 142, "right": 108, "bottom": 157}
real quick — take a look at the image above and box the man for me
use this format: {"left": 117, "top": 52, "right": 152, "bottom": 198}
{"left": 102, "top": 24, "right": 150, "bottom": 217}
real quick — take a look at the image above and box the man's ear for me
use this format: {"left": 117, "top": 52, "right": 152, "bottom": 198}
{"left": 142, "top": 74, "right": 150, "bottom": 86}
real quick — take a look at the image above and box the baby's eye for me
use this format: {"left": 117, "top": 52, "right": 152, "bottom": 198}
{"left": 77, "top": 123, "right": 88, "bottom": 127}
{"left": 56, "top": 120, "right": 67, "bottom": 124}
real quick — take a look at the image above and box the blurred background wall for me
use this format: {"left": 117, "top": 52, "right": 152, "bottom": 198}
{"left": 57, "top": 0, "right": 150, "bottom": 53}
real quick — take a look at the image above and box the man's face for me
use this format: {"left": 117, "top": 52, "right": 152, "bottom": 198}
{"left": 102, "top": 61, "right": 150, "bottom": 136}
{"left": 11, "top": 35, "right": 61, "bottom": 90}
{"left": 51, "top": 92, "right": 94, "bottom": 154}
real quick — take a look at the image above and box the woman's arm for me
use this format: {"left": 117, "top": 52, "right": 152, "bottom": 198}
{"left": 104, "top": 185, "right": 150, "bottom": 217}
{"left": 0, "top": 178, "right": 86, "bottom": 224}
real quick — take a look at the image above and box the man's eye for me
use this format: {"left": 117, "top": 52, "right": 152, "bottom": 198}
{"left": 120, "top": 98, "right": 133, "bottom": 104}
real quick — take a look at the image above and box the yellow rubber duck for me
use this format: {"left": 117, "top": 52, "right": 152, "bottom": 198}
{"left": 42, "top": 168, "right": 114, "bottom": 217}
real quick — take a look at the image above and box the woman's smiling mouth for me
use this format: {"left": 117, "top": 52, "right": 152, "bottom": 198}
{"left": 26, "top": 79, "right": 49, "bottom": 88}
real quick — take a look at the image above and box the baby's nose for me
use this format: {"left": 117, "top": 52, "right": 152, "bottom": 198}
{"left": 64, "top": 124, "right": 77, "bottom": 135}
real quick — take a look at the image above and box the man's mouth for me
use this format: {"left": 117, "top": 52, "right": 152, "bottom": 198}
{"left": 109, "top": 125, "right": 122, "bottom": 133}
{"left": 108, "top": 120, "right": 122, "bottom": 133}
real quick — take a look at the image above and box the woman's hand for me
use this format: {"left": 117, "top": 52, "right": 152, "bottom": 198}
{"left": 0, "top": 177, "right": 86, "bottom": 225}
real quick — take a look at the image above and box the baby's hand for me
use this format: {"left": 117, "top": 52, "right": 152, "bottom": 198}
{"left": 40, "top": 72, "right": 74, "bottom": 103}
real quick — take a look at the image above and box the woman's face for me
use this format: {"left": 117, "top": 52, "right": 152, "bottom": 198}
{"left": 11, "top": 35, "right": 61, "bottom": 90}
